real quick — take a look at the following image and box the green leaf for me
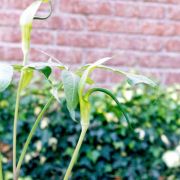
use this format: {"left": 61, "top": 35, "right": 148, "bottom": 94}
{"left": 79, "top": 57, "right": 112, "bottom": 97}
{"left": 13, "top": 64, "right": 23, "bottom": 72}
{"left": 78, "top": 57, "right": 112, "bottom": 125}
{"left": 37, "top": 66, "right": 52, "bottom": 79}
{"left": 26, "top": 61, "right": 67, "bottom": 78}
{"left": 27, "top": 61, "right": 67, "bottom": 70}
{"left": 87, "top": 150, "right": 100, "bottom": 163}
{"left": 20, "top": 68, "right": 34, "bottom": 91}
{"left": 61, "top": 70, "right": 80, "bottom": 121}
{"left": 126, "top": 73, "right": 156, "bottom": 87}
{"left": 76, "top": 65, "right": 94, "bottom": 85}
{"left": 98, "top": 65, "right": 156, "bottom": 87}
{"left": 16, "top": 61, "right": 67, "bottom": 93}
{"left": 0, "top": 63, "right": 13, "bottom": 92}
{"left": 78, "top": 63, "right": 156, "bottom": 87}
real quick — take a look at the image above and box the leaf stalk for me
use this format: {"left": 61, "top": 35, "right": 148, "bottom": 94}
{"left": 64, "top": 125, "right": 88, "bottom": 180}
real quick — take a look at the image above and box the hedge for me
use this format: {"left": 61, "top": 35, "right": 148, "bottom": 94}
{"left": 0, "top": 81, "right": 180, "bottom": 180}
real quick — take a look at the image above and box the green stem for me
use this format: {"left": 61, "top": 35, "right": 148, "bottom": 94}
{"left": 64, "top": 125, "right": 88, "bottom": 180}
{"left": 13, "top": 73, "right": 24, "bottom": 180}
{"left": 16, "top": 83, "right": 63, "bottom": 175}
{"left": 0, "top": 153, "right": 3, "bottom": 180}
{"left": 13, "top": 52, "right": 29, "bottom": 180}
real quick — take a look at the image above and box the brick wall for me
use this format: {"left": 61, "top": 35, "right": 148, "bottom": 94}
{"left": 0, "top": 0, "right": 180, "bottom": 85}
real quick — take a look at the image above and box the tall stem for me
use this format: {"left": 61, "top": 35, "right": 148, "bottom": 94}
{"left": 0, "top": 153, "right": 3, "bottom": 180}
{"left": 13, "top": 74, "right": 23, "bottom": 180}
{"left": 13, "top": 53, "right": 28, "bottom": 180}
{"left": 64, "top": 125, "right": 88, "bottom": 180}
{"left": 16, "top": 96, "right": 53, "bottom": 173}
{"left": 16, "top": 83, "right": 63, "bottom": 176}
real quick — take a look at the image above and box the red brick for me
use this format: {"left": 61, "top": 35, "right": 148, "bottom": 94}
{"left": 53, "top": 49, "right": 83, "bottom": 64}
{"left": 85, "top": 50, "right": 180, "bottom": 69}
{"left": 167, "top": 7, "right": 180, "bottom": 20}
{"left": 137, "top": 54, "right": 180, "bottom": 69}
{"left": 110, "top": 36, "right": 163, "bottom": 52}
{"left": 91, "top": 69, "right": 111, "bottom": 83}
{"left": 140, "top": 21, "right": 175, "bottom": 36}
{"left": 57, "top": 32, "right": 110, "bottom": 48}
{"left": 33, "top": 16, "right": 61, "bottom": 30}
{"left": 31, "top": 30, "right": 54, "bottom": 45}
{"left": 30, "top": 48, "right": 83, "bottom": 64}
{"left": 29, "top": 49, "right": 48, "bottom": 62}
{"left": 0, "top": 28, "right": 54, "bottom": 45}
{"left": 0, "top": 47, "right": 7, "bottom": 61}
{"left": 87, "top": 17, "right": 139, "bottom": 34}
{"left": 60, "top": 0, "right": 113, "bottom": 15}
{"left": 0, "top": 28, "right": 21, "bottom": 43}
{"left": 3, "top": 0, "right": 33, "bottom": 9}
{"left": 174, "top": 23, "right": 180, "bottom": 36}
{"left": 0, "top": 13, "right": 83, "bottom": 31}
{"left": 0, "top": 12, "right": 19, "bottom": 27}
{"left": 58, "top": 16, "right": 85, "bottom": 31}
{"left": 165, "top": 39, "right": 180, "bottom": 52}
{"left": 115, "top": 3, "right": 164, "bottom": 19}
{"left": 145, "top": 0, "right": 180, "bottom": 4}
{"left": 3, "top": 0, "right": 32, "bottom": 9}
{"left": 2, "top": 47, "right": 23, "bottom": 61}
{"left": 165, "top": 73, "right": 180, "bottom": 84}
{"left": 167, "top": 0, "right": 180, "bottom": 3}
{"left": 85, "top": 50, "right": 137, "bottom": 67}
{"left": 33, "top": 15, "right": 85, "bottom": 30}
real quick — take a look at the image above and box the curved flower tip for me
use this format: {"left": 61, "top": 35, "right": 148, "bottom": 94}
{"left": 20, "top": 0, "right": 50, "bottom": 25}
{"left": 20, "top": 1, "right": 43, "bottom": 26}
{"left": 20, "top": 0, "right": 51, "bottom": 61}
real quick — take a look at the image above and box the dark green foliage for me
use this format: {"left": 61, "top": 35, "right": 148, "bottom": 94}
{"left": 0, "top": 82, "right": 180, "bottom": 179}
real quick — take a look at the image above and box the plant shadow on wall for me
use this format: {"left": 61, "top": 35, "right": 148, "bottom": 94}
{"left": 1, "top": 0, "right": 175, "bottom": 180}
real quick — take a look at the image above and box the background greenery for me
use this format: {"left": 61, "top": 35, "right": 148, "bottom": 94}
{"left": 0, "top": 80, "right": 180, "bottom": 180}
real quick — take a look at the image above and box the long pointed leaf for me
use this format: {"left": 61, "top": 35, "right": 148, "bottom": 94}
{"left": 78, "top": 57, "right": 112, "bottom": 125}
{"left": 98, "top": 65, "right": 156, "bottom": 87}
{"left": 85, "top": 87, "right": 133, "bottom": 130}
{"left": 62, "top": 70, "right": 80, "bottom": 121}
{"left": 27, "top": 62, "right": 67, "bottom": 70}
{"left": 79, "top": 57, "right": 112, "bottom": 97}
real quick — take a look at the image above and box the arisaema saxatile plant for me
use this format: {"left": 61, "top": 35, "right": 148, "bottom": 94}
{"left": 0, "top": 1, "right": 157, "bottom": 180}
